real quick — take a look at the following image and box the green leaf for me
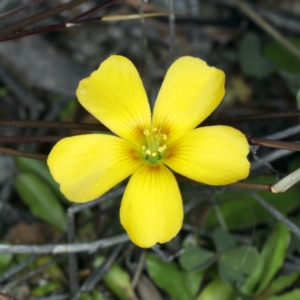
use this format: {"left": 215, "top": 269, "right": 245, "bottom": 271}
{"left": 267, "top": 289, "right": 300, "bottom": 300}
{"left": 256, "top": 272, "right": 298, "bottom": 299}
{"left": 15, "top": 157, "right": 68, "bottom": 203}
{"left": 94, "top": 256, "right": 137, "bottom": 300}
{"left": 31, "top": 282, "right": 61, "bottom": 296}
{"left": 297, "top": 88, "right": 300, "bottom": 110}
{"left": 264, "top": 38, "right": 300, "bottom": 74}
{"left": 14, "top": 172, "right": 67, "bottom": 231}
{"left": 183, "top": 270, "right": 204, "bottom": 299}
{"left": 203, "top": 176, "right": 300, "bottom": 230}
{"left": 92, "top": 290, "right": 106, "bottom": 300}
{"left": 80, "top": 293, "right": 92, "bottom": 300}
{"left": 219, "top": 246, "right": 260, "bottom": 286}
{"left": 238, "top": 33, "right": 275, "bottom": 78}
{"left": 196, "top": 277, "right": 234, "bottom": 300}
{"left": 255, "top": 223, "right": 291, "bottom": 295}
{"left": 146, "top": 253, "right": 192, "bottom": 300}
{"left": 179, "top": 247, "right": 216, "bottom": 271}
{"left": 212, "top": 228, "right": 236, "bottom": 252}
{"left": 0, "top": 241, "right": 13, "bottom": 270}
{"left": 240, "top": 254, "right": 264, "bottom": 294}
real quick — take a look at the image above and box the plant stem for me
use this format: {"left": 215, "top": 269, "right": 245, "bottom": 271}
{"left": 0, "top": 120, "right": 108, "bottom": 131}
{"left": 0, "top": 147, "right": 47, "bottom": 161}
{"left": 248, "top": 136, "right": 300, "bottom": 152}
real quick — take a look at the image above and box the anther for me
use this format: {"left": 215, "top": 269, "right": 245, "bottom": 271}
{"left": 158, "top": 145, "right": 166, "bottom": 152}
{"left": 151, "top": 152, "right": 157, "bottom": 157}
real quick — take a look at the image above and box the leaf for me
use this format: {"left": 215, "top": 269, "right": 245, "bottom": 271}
{"left": 31, "top": 282, "right": 61, "bottom": 296}
{"left": 94, "top": 256, "right": 137, "bottom": 300}
{"left": 267, "top": 289, "right": 300, "bottom": 300}
{"left": 264, "top": 38, "right": 300, "bottom": 74}
{"left": 238, "top": 33, "right": 275, "bottom": 79}
{"left": 146, "top": 253, "right": 192, "bottom": 300}
{"left": 256, "top": 272, "right": 298, "bottom": 299}
{"left": 183, "top": 270, "right": 204, "bottom": 299}
{"left": 35, "top": 256, "right": 67, "bottom": 283}
{"left": 195, "top": 277, "right": 234, "bottom": 300}
{"left": 240, "top": 254, "right": 264, "bottom": 294}
{"left": 0, "top": 241, "right": 13, "bottom": 270}
{"left": 15, "top": 157, "right": 68, "bottom": 203}
{"left": 179, "top": 247, "right": 216, "bottom": 271}
{"left": 91, "top": 290, "right": 106, "bottom": 300}
{"left": 203, "top": 176, "right": 300, "bottom": 230}
{"left": 80, "top": 293, "right": 92, "bottom": 300}
{"left": 255, "top": 223, "right": 290, "bottom": 295}
{"left": 219, "top": 246, "right": 260, "bottom": 286}
{"left": 212, "top": 228, "right": 236, "bottom": 252}
{"left": 14, "top": 172, "right": 67, "bottom": 231}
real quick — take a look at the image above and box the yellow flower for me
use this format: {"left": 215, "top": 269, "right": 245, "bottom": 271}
{"left": 48, "top": 55, "right": 250, "bottom": 248}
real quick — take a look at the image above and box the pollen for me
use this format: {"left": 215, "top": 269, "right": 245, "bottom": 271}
{"left": 141, "top": 126, "right": 168, "bottom": 163}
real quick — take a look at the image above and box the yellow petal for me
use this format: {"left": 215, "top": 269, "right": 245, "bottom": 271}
{"left": 120, "top": 163, "right": 183, "bottom": 248}
{"left": 47, "top": 134, "right": 142, "bottom": 203}
{"left": 164, "top": 126, "right": 250, "bottom": 185}
{"left": 77, "top": 55, "right": 151, "bottom": 146}
{"left": 152, "top": 56, "right": 225, "bottom": 144}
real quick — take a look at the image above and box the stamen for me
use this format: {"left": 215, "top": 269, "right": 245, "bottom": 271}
{"left": 158, "top": 145, "right": 166, "bottom": 152}
{"left": 141, "top": 126, "right": 167, "bottom": 163}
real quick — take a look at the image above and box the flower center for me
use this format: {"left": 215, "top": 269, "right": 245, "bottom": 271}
{"left": 141, "top": 127, "right": 167, "bottom": 164}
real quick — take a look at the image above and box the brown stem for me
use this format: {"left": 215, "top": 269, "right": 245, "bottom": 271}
{"left": 226, "top": 181, "right": 272, "bottom": 191}
{"left": 0, "top": 136, "right": 64, "bottom": 143}
{"left": 0, "top": 23, "right": 74, "bottom": 42}
{"left": 203, "top": 110, "right": 300, "bottom": 126}
{"left": 70, "top": 0, "right": 117, "bottom": 22}
{"left": 176, "top": 175, "right": 272, "bottom": 191}
{"left": 0, "top": 0, "right": 117, "bottom": 42}
{"left": 0, "top": 0, "right": 45, "bottom": 21}
{"left": 0, "top": 0, "right": 89, "bottom": 36}
{"left": 248, "top": 137, "right": 300, "bottom": 152}
{"left": 0, "top": 147, "right": 47, "bottom": 161}
{"left": 0, "top": 120, "right": 108, "bottom": 131}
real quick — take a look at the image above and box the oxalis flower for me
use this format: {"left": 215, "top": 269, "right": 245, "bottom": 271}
{"left": 48, "top": 55, "right": 250, "bottom": 248}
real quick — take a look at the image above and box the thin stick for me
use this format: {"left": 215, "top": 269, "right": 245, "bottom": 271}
{"left": 0, "top": 0, "right": 89, "bottom": 36}
{"left": 0, "top": 12, "right": 177, "bottom": 42}
{"left": 0, "top": 234, "right": 129, "bottom": 254}
{"left": 168, "top": 0, "right": 175, "bottom": 61}
{"left": 131, "top": 251, "right": 146, "bottom": 288}
{"left": 248, "top": 137, "right": 300, "bottom": 152}
{"left": 0, "top": 120, "right": 108, "bottom": 131}
{"left": 0, "top": 136, "right": 63, "bottom": 143}
{"left": 204, "top": 110, "right": 300, "bottom": 125}
{"left": 0, "top": 0, "right": 45, "bottom": 21}
{"left": 251, "top": 192, "right": 300, "bottom": 238}
{"left": 234, "top": 0, "right": 300, "bottom": 60}
{"left": 0, "top": 147, "right": 47, "bottom": 161}
{"left": 176, "top": 175, "right": 272, "bottom": 191}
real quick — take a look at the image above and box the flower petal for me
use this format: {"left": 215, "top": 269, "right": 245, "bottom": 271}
{"left": 47, "top": 134, "right": 142, "bottom": 203}
{"left": 120, "top": 163, "right": 183, "bottom": 248}
{"left": 163, "top": 126, "right": 250, "bottom": 185}
{"left": 77, "top": 55, "right": 151, "bottom": 145}
{"left": 153, "top": 56, "right": 225, "bottom": 143}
